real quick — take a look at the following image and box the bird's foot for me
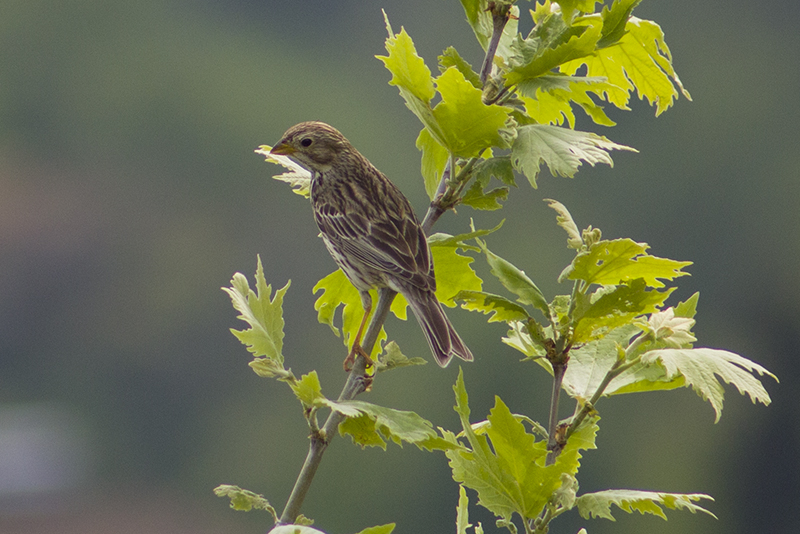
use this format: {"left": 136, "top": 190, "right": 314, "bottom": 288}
{"left": 343, "top": 343, "right": 374, "bottom": 373}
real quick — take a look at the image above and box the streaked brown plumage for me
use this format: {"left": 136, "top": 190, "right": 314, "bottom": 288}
{"left": 270, "top": 121, "right": 472, "bottom": 368}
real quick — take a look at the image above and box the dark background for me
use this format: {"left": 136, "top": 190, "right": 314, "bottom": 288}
{"left": 1, "top": 1, "right": 796, "bottom": 533}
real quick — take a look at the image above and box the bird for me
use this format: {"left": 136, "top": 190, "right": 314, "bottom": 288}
{"left": 270, "top": 121, "right": 473, "bottom": 370}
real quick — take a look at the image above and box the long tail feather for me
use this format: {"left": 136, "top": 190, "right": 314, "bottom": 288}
{"left": 404, "top": 287, "right": 473, "bottom": 367}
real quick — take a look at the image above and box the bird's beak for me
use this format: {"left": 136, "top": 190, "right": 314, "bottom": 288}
{"left": 270, "top": 142, "right": 295, "bottom": 156}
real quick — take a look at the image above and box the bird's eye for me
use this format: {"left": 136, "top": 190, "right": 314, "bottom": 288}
{"left": 300, "top": 138, "right": 313, "bottom": 148}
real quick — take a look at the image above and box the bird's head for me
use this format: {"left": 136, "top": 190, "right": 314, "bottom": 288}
{"left": 270, "top": 121, "right": 350, "bottom": 172}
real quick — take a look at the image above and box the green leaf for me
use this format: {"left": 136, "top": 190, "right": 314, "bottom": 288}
{"left": 511, "top": 124, "right": 636, "bottom": 187}
{"left": 313, "top": 269, "right": 386, "bottom": 358}
{"left": 458, "top": 0, "right": 492, "bottom": 50}
{"left": 376, "top": 340, "right": 427, "bottom": 372}
{"left": 333, "top": 400, "right": 462, "bottom": 451}
{"left": 439, "top": 46, "right": 482, "bottom": 89}
{"left": 596, "top": 0, "right": 642, "bottom": 48}
{"left": 558, "top": 1, "right": 601, "bottom": 22}
{"left": 480, "top": 243, "right": 549, "bottom": 317}
{"left": 376, "top": 24, "right": 435, "bottom": 103}
{"left": 545, "top": 198, "right": 582, "bottom": 249}
{"left": 432, "top": 67, "right": 510, "bottom": 157}
{"left": 461, "top": 156, "right": 516, "bottom": 211}
{"left": 456, "top": 485, "right": 471, "bottom": 534}
{"left": 674, "top": 291, "right": 700, "bottom": 319}
{"left": 564, "top": 238, "right": 692, "bottom": 288}
{"left": 576, "top": 489, "right": 716, "bottom": 521}
{"left": 256, "top": 146, "right": 312, "bottom": 198}
{"left": 505, "top": 19, "right": 602, "bottom": 86}
{"left": 561, "top": 15, "right": 691, "bottom": 115}
{"left": 447, "top": 370, "right": 598, "bottom": 522}
{"left": 517, "top": 76, "right": 620, "bottom": 127}
{"left": 427, "top": 220, "right": 505, "bottom": 251}
{"left": 455, "top": 290, "right": 531, "bottom": 323}
{"left": 640, "top": 348, "right": 778, "bottom": 422}
{"left": 290, "top": 371, "right": 325, "bottom": 407}
{"left": 214, "top": 485, "right": 276, "bottom": 517}
{"left": 461, "top": 181, "right": 509, "bottom": 211}
{"left": 430, "top": 242, "right": 484, "bottom": 307}
{"left": 572, "top": 280, "right": 674, "bottom": 343}
{"left": 355, "top": 525, "right": 396, "bottom": 534}
{"left": 502, "top": 320, "right": 548, "bottom": 359}
{"left": 223, "top": 256, "right": 290, "bottom": 365}
{"left": 416, "top": 127, "right": 449, "bottom": 200}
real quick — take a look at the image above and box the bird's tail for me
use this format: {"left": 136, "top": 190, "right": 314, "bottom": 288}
{"left": 404, "top": 287, "right": 473, "bottom": 367}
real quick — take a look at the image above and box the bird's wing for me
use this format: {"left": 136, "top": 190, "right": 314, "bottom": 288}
{"left": 314, "top": 199, "right": 434, "bottom": 292}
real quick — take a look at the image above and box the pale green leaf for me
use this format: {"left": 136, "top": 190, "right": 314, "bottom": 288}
{"left": 480, "top": 243, "right": 549, "bottom": 317}
{"left": 376, "top": 25, "right": 435, "bottom": 103}
{"left": 674, "top": 291, "right": 700, "bottom": 319}
{"left": 355, "top": 524, "right": 396, "bottom": 534}
{"left": 290, "top": 371, "right": 325, "bottom": 407}
{"left": 576, "top": 489, "right": 716, "bottom": 521}
{"left": 332, "top": 400, "right": 461, "bottom": 451}
{"left": 214, "top": 485, "right": 276, "bottom": 517}
{"left": 640, "top": 348, "right": 778, "bottom": 422}
{"left": 502, "top": 320, "right": 548, "bottom": 359}
{"left": 461, "top": 182, "right": 509, "bottom": 211}
{"left": 439, "top": 46, "right": 482, "bottom": 89}
{"left": 430, "top": 242, "right": 484, "bottom": 307}
{"left": 427, "top": 220, "right": 505, "bottom": 251}
{"left": 458, "top": 0, "right": 492, "bottom": 50}
{"left": 456, "top": 485, "right": 471, "bottom": 534}
{"left": 313, "top": 270, "right": 386, "bottom": 358}
{"left": 223, "top": 256, "right": 289, "bottom": 364}
{"left": 511, "top": 124, "right": 635, "bottom": 187}
{"left": 557, "top": 1, "right": 601, "bottom": 21}
{"left": 545, "top": 198, "right": 582, "bottom": 249}
{"left": 455, "top": 290, "right": 531, "bottom": 323}
{"left": 376, "top": 340, "right": 427, "bottom": 372}
{"left": 572, "top": 280, "right": 674, "bottom": 343}
{"left": 564, "top": 238, "right": 691, "bottom": 288}
{"left": 256, "top": 146, "right": 312, "bottom": 198}
{"left": 416, "top": 127, "right": 449, "bottom": 200}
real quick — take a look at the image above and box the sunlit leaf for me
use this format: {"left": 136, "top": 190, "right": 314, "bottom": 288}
{"left": 223, "top": 256, "right": 290, "bottom": 364}
{"left": 564, "top": 238, "right": 691, "bottom": 288}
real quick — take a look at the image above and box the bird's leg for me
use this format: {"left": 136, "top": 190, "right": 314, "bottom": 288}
{"left": 343, "top": 291, "right": 374, "bottom": 372}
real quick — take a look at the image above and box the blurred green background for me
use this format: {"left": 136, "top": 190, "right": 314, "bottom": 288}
{"left": 0, "top": 1, "right": 796, "bottom": 533}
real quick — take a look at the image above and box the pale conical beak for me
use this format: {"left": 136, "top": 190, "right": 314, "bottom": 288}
{"left": 270, "top": 142, "right": 296, "bottom": 156}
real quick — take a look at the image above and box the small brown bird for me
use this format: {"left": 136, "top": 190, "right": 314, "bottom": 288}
{"left": 270, "top": 121, "right": 473, "bottom": 369}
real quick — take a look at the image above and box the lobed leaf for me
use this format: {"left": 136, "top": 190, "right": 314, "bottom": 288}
{"left": 256, "top": 146, "right": 312, "bottom": 198}
{"left": 564, "top": 238, "right": 691, "bottom": 288}
{"left": 576, "top": 489, "right": 716, "bottom": 521}
{"left": 432, "top": 67, "right": 510, "bottom": 158}
{"left": 214, "top": 485, "right": 276, "bottom": 516}
{"left": 572, "top": 279, "right": 674, "bottom": 343}
{"left": 447, "top": 370, "right": 597, "bottom": 522}
{"left": 511, "top": 124, "right": 635, "bottom": 187}
{"left": 455, "top": 290, "right": 531, "bottom": 323}
{"left": 332, "top": 399, "right": 461, "bottom": 451}
{"left": 223, "top": 256, "right": 290, "bottom": 365}
{"left": 561, "top": 15, "right": 691, "bottom": 115}
{"left": 640, "top": 348, "right": 777, "bottom": 422}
